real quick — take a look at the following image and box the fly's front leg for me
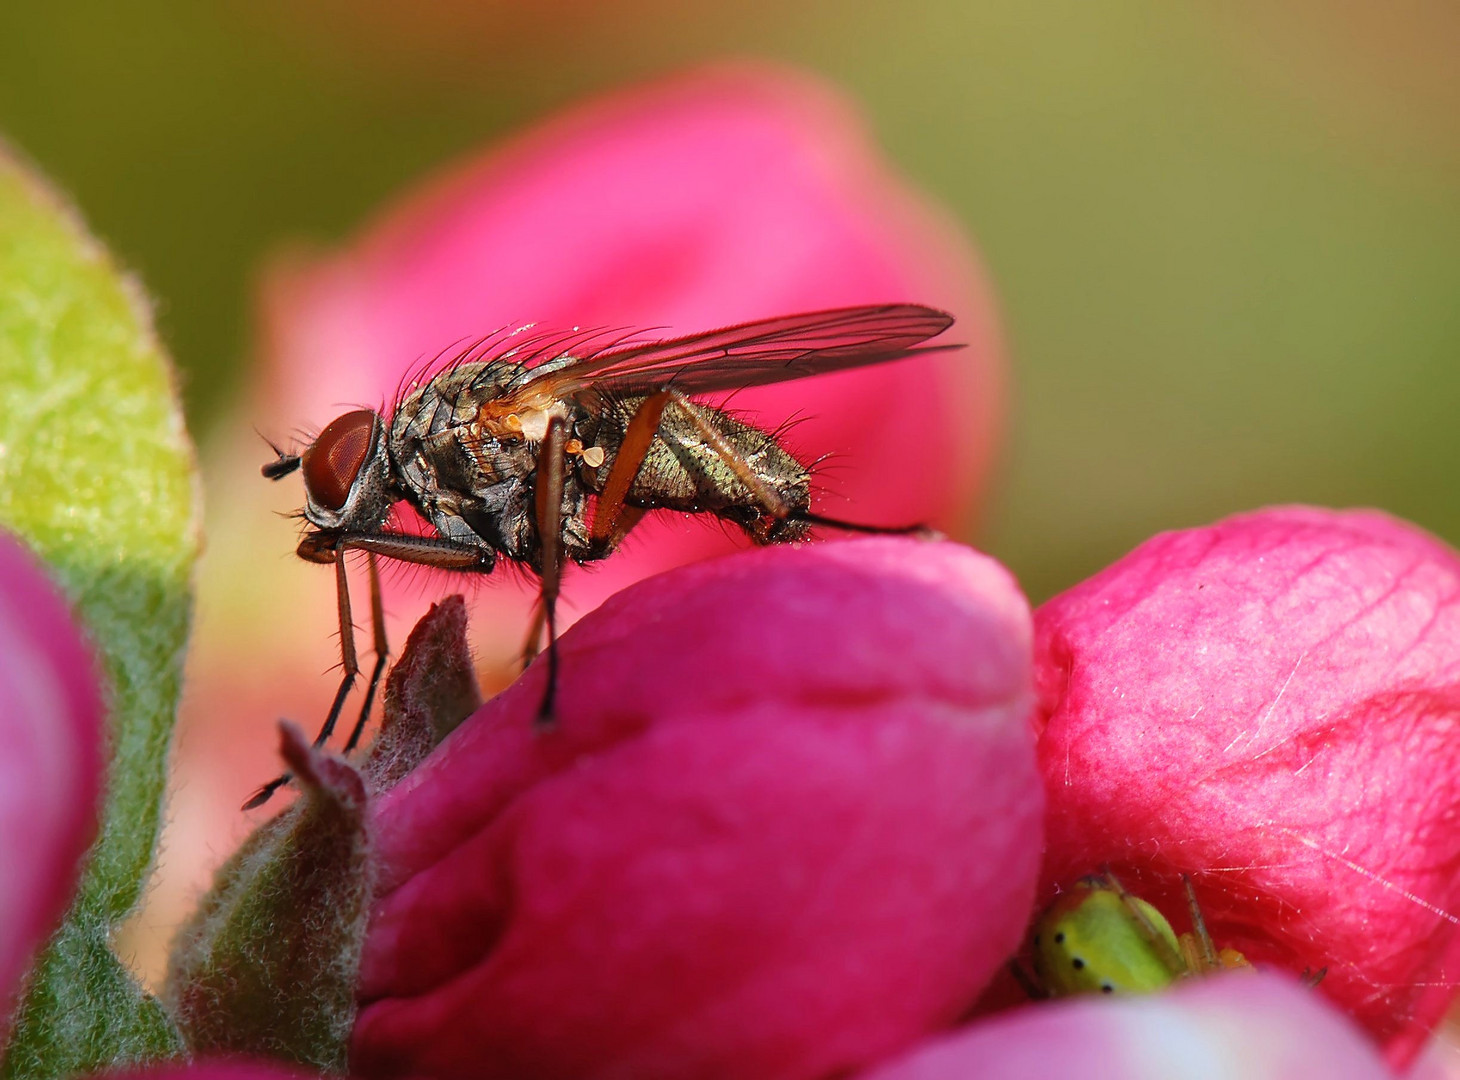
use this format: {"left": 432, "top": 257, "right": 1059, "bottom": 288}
{"left": 320, "top": 547, "right": 362, "bottom": 749}
{"left": 343, "top": 552, "right": 387, "bottom": 754}
{"left": 244, "top": 537, "right": 359, "bottom": 810}
{"left": 243, "top": 529, "right": 494, "bottom": 810}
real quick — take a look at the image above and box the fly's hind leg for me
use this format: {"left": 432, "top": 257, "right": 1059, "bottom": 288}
{"left": 672, "top": 392, "right": 792, "bottom": 529}
{"left": 588, "top": 390, "right": 671, "bottom": 552}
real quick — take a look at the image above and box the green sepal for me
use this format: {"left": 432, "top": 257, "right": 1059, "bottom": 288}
{"left": 167, "top": 725, "right": 372, "bottom": 1074}
{"left": 365, "top": 594, "right": 481, "bottom": 792}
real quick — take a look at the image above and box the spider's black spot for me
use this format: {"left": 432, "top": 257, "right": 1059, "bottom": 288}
{"left": 1101, "top": 984, "right": 1115, "bottom": 994}
{"left": 1032, "top": 934, "right": 1041, "bottom": 946}
{"left": 1053, "top": 932, "right": 1065, "bottom": 944}
{"left": 1071, "top": 957, "right": 1085, "bottom": 970}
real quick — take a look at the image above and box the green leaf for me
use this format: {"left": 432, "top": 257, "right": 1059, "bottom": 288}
{"left": 0, "top": 144, "right": 197, "bottom": 1075}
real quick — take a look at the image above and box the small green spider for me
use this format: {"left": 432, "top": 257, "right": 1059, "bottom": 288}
{"left": 1020, "top": 870, "right": 1253, "bottom": 998}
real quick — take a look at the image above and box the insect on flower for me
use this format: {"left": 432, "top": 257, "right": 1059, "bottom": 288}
{"left": 247, "top": 304, "right": 959, "bottom": 807}
{"left": 1022, "top": 871, "right": 1254, "bottom": 998}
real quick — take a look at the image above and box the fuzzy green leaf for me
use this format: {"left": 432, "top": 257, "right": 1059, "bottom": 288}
{"left": 2, "top": 921, "right": 183, "bottom": 1075}
{"left": 0, "top": 144, "right": 196, "bottom": 1075}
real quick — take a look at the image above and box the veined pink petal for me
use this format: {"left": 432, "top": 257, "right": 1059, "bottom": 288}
{"left": 859, "top": 973, "right": 1399, "bottom": 1080}
{"left": 353, "top": 538, "right": 1039, "bottom": 1080}
{"left": 0, "top": 532, "right": 104, "bottom": 1030}
{"left": 259, "top": 59, "right": 1001, "bottom": 623}
{"left": 1032, "top": 506, "right": 1460, "bottom": 1065}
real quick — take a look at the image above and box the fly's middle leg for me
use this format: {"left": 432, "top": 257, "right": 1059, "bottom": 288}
{"left": 532, "top": 416, "right": 571, "bottom": 724}
{"left": 517, "top": 393, "right": 678, "bottom": 725}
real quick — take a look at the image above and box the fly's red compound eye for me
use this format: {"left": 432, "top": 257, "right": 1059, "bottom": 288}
{"left": 302, "top": 409, "right": 377, "bottom": 511}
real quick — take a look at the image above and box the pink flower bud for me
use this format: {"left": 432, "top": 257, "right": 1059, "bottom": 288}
{"left": 354, "top": 538, "right": 1040, "bottom": 1080}
{"left": 1032, "top": 506, "right": 1460, "bottom": 1065}
{"left": 859, "top": 973, "right": 1400, "bottom": 1080}
{"left": 0, "top": 532, "right": 103, "bottom": 1032}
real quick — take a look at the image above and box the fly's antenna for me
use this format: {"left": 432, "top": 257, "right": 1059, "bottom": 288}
{"left": 258, "top": 431, "right": 302, "bottom": 480}
{"left": 262, "top": 452, "right": 301, "bottom": 480}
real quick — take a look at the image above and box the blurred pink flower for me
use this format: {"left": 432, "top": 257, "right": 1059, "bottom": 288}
{"left": 0, "top": 530, "right": 104, "bottom": 1036}
{"left": 351, "top": 537, "right": 1040, "bottom": 1080}
{"left": 860, "top": 973, "right": 1402, "bottom": 1080}
{"left": 259, "top": 59, "right": 1001, "bottom": 633}
{"left": 1031, "top": 506, "right": 1460, "bottom": 1066}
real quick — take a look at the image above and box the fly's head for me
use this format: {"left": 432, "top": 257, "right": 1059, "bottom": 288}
{"left": 263, "top": 409, "right": 395, "bottom": 558}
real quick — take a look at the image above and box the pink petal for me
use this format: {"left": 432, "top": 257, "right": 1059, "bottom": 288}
{"left": 259, "top": 60, "right": 1001, "bottom": 624}
{"left": 353, "top": 538, "right": 1039, "bottom": 1080}
{"left": 1032, "top": 506, "right": 1460, "bottom": 1065}
{"left": 860, "top": 973, "right": 1399, "bottom": 1080}
{"left": 0, "top": 532, "right": 104, "bottom": 1029}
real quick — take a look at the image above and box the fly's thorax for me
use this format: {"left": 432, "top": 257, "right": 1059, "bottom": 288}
{"left": 386, "top": 365, "right": 595, "bottom": 566}
{"left": 394, "top": 361, "right": 523, "bottom": 433}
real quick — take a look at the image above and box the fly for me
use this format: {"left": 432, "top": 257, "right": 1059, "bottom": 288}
{"left": 248, "top": 303, "right": 958, "bottom": 807}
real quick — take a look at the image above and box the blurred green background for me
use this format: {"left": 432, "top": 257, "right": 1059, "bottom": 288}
{"left": 3, "top": 0, "right": 1458, "bottom": 602}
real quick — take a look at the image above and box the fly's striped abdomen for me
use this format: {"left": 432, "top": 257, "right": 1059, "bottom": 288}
{"left": 583, "top": 395, "right": 811, "bottom": 539}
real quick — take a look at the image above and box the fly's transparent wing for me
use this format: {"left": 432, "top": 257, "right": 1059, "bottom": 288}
{"left": 506, "top": 304, "right": 957, "bottom": 403}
